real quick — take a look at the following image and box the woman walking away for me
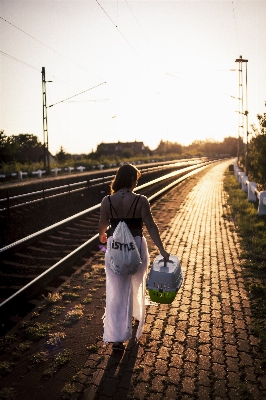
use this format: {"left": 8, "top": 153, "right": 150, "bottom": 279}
{"left": 99, "top": 163, "right": 169, "bottom": 351}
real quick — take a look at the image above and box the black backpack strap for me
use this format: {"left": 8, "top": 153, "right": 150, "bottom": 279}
{"left": 108, "top": 195, "right": 119, "bottom": 219}
{"left": 125, "top": 196, "right": 138, "bottom": 218}
{"left": 132, "top": 195, "right": 141, "bottom": 218}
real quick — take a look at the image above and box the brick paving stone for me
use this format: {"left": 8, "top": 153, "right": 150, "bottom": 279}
{"left": 183, "top": 361, "right": 197, "bottom": 377}
{"left": 198, "top": 369, "right": 211, "bottom": 386}
{"left": 184, "top": 348, "right": 197, "bottom": 362}
{"left": 171, "top": 341, "right": 185, "bottom": 354}
{"left": 225, "top": 344, "right": 238, "bottom": 358}
{"left": 212, "top": 349, "right": 225, "bottom": 364}
{"left": 164, "top": 384, "right": 179, "bottom": 399}
{"left": 227, "top": 371, "right": 242, "bottom": 388}
{"left": 211, "top": 337, "right": 224, "bottom": 350}
{"left": 162, "top": 335, "right": 174, "bottom": 347}
{"left": 239, "top": 351, "right": 255, "bottom": 366}
{"left": 158, "top": 346, "right": 170, "bottom": 360}
{"left": 150, "top": 376, "right": 164, "bottom": 393}
{"left": 167, "top": 366, "right": 181, "bottom": 384}
{"left": 143, "top": 351, "right": 156, "bottom": 366}
{"left": 131, "top": 381, "right": 149, "bottom": 400}
{"left": 181, "top": 376, "right": 196, "bottom": 395}
{"left": 169, "top": 353, "right": 183, "bottom": 367}
{"left": 213, "top": 379, "right": 228, "bottom": 398}
{"left": 155, "top": 359, "right": 168, "bottom": 374}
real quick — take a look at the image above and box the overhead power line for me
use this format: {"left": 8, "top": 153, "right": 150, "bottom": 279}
{"left": 0, "top": 50, "right": 40, "bottom": 72}
{"left": 95, "top": 0, "right": 153, "bottom": 75}
{"left": 124, "top": 0, "right": 162, "bottom": 66}
{"left": 0, "top": 50, "right": 82, "bottom": 88}
{"left": 231, "top": 1, "right": 240, "bottom": 54}
{"left": 0, "top": 15, "right": 104, "bottom": 82}
{"left": 48, "top": 82, "right": 107, "bottom": 108}
{"left": 166, "top": 72, "right": 240, "bottom": 100}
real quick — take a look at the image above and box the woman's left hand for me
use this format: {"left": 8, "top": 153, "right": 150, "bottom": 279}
{"left": 99, "top": 233, "right": 108, "bottom": 243}
{"left": 161, "top": 249, "right": 170, "bottom": 261}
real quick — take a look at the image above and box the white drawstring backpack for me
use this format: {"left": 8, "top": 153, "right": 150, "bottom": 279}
{"left": 109, "top": 221, "right": 142, "bottom": 275}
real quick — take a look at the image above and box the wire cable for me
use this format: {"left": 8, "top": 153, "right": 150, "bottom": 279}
{"left": 48, "top": 82, "right": 106, "bottom": 108}
{"left": 95, "top": 0, "right": 153, "bottom": 75}
{"left": 0, "top": 50, "right": 40, "bottom": 72}
{"left": 231, "top": 1, "right": 240, "bottom": 54}
{"left": 166, "top": 72, "right": 240, "bottom": 100}
{"left": 0, "top": 15, "right": 104, "bottom": 82}
{"left": 124, "top": 0, "right": 162, "bottom": 66}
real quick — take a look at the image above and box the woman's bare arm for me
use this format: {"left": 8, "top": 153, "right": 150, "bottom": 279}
{"left": 140, "top": 196, "right": 169, "bottom": 260}
{"left": 98, "top": 197, "right": 109, "bottom": 243}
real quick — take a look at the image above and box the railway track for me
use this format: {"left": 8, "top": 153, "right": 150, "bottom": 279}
{"left": 0, "top": 160, "right": 216, "bottom": 326}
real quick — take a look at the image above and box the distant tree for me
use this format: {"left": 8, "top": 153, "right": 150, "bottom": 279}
{"left": 55, "top": 146, "right": 69, "bottom": 163}
{"left": 122, "top": 148, "right": 134, "bottom": 158}
{"left": 154, "top": 140, "right": 182, "bottom": 155}
{"left": 221, "top": 137, "right": 239, "bottom": 156}
{"left": 248, "top": 117, "right": 266, "bottom": 187}
{"left": 0, "top": 133, "right": 43, "bottom": 164}
{"left": 9, "top": 134, "right": 42, "bottom": 148}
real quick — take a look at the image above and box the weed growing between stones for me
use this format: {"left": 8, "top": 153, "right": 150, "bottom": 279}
{"left": 62, "top": 305, "right": 84, "bottom": 326}
{"left": 42, "top": 292, "right": 62, "bottom": 304}
{"left": 0, "top": 387, "right": 17, "bottom": 400}
{"left": 46, "top": 332, "right": 66, "bottom": 346}
{"left": 0, "top": 361, "right": 13, "bottom": 377}
{"left": 10, "top": 341, "right": 32, "bottom": 360}
{"left": 43, "top": 348, "right": 72, "bottom": 377}
{"left": 61, "top": 382, "right": 76, "bottom": 399}
{"left": 30, "top": 351, "right": 49, "bottom": 364}
{"left": 24, "top": 322, "right": 53, "bottom": 341}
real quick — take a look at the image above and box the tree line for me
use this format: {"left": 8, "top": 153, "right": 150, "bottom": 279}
{"left": 1, "top": 124, "right": 266, "bottom": 188}
{"left": 0, "top": 131, "right": 239, "bottom": 164}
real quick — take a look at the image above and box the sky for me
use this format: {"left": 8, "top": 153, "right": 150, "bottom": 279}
{"left": 0, "top": 0, "right": 266, "bottom": 155}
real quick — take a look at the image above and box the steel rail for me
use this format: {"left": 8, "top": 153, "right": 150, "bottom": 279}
{"left": 0, "top": 159, "right": 204, "bottom": 213}
{"left": 0, "top": 161, "right": 211, "bottom": 254}
{"left": 0, "top": 161, "right": 214, "bottom": 317}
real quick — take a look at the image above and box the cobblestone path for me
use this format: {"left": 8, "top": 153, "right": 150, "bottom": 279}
{"left": 80, "top": 161, "right": 265, "bottom": 400}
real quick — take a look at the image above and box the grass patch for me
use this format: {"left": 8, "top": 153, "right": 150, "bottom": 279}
{"left": 42, "top": 292, "right": 62, "bottom": 304}
{"left": 43, "top": 348, "right": 72, "bottom": 377}
{"left": 0, "top": 335, "right": 16, "bottom": 353}
{"left": 81, "top": 294, "right": 93, "bottom": 304}
{"left": 86, "top": 344, "right": 98, "bottom": 353}
{"left": 0, "top": 361, "right": 13, "bottom": 377}
{"left": 49, "top": 305, "right": 66, "bottom": 318}
{"left": 224, "top": 171, "right": 266, "bottom": 366}
{"left": 63, "top": 305, "right": 84, "bottom": 326}
{"left": 0, "top": 387, "right": 17, "bottom": 400}
{"left": 24, "top": 322, "right": 53, "bottom": 341}
{"left": 46, "top": 332, "right": 66, "bottom": 346}
{"left": 61, "top": 383, "right": 76, "bottom": 399}
{"left": 30, "top": 351, "right": 49, "bottom": 364}
{"left": 11, "top": 341, "right": 32, "bottom": 360}
{"left": 61, "top": 292, "right": 80, "bottom": 301}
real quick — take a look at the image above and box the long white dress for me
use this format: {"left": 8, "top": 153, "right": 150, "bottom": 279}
{"left": 103, "top": 235, "right": 150, "bottom": 343}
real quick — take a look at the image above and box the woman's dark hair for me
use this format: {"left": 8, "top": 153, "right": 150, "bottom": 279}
{"left": 110, "top": 164, "right": 141, "bottom": 194}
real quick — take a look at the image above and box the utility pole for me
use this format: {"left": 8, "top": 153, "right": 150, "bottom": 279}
{"left": 42, "top": 67, "right": 50, "bottom": 172}
{"left": 235, "top": 56, "right": 248, "bottom": 175}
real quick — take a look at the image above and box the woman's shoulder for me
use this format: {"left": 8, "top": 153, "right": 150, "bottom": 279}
{"left": 101, "top": 195, "right": 111, "bottom": 205}
{"left": 137, "top": 194, "right": 149, "bottom": 205}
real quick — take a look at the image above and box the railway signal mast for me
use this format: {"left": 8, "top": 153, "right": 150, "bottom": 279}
{"left": 235, "top": 56, "right": 248, "bottom": 175}
{"left": 42, "top": 67, "right": 50, "bottom": 171}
